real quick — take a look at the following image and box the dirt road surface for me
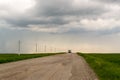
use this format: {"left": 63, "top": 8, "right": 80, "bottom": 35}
{"left": 0, "top": 53, "right": 98, "bottom": 80}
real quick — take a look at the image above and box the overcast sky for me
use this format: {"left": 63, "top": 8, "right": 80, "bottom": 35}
{"left": 0, "top": 0, "right": 120, "bottom": 53}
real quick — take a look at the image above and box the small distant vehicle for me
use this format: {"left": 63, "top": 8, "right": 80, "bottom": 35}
{"left": 68, "top": 50, "right": 72, "bottom": 53}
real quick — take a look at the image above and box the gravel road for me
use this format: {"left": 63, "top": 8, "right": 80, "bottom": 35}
{"left": 0, "top": 53, "right": 98, "bottom": 80}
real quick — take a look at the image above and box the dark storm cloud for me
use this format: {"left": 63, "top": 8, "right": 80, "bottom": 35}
{"left": 2, "top": 0, "right": 108, "bottom": 30}
{"left": 35, "top": 6, "right": 106, "bottom": 17}
{"left": 5, "top": 17, "right": 69, "bottom": 27}
{"left": 32, "top": 0, "right": 107, "bottom": 17}
{"left": 0, "top": 0, "right": 112, "bottom": 33}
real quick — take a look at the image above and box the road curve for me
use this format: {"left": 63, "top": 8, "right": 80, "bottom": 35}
{"left": 0, "top": 53, "right": 98, "bottom": 80}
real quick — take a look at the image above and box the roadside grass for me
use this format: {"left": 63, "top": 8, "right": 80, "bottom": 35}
{"left": 77, "top": 53, "right": 120, "bottom": 80}
{"left": 0, "top": 53, "right": 62, "bottom": 64}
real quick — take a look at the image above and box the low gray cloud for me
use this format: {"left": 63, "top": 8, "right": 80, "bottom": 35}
{"left": 32, "top": 0, "right": 106, "bottom": 17}
{"left": 94, "top": 0, "right": 120, "bottom": 3}
{"left": 1, "top": 0, "right": 120, "bottom": 37}
{"left": 93, "top": 0, "right": 120, "bottom": 5}
{"left": 5, "top": 17, "right": 69, "bottom": 27}
{"left": 0, "top": 0, "right": 109, "bottom": 33}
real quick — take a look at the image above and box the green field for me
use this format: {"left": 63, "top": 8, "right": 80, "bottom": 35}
{"left": 78, "top": 53, "right": 120, "bottom": 80}
{"left": 0, "top": 53, "right": 61, "bottom": 64}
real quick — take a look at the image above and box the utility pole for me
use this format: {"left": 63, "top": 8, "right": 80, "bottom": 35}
{"left": 36, "top": 43, "right": 38, "bottom": 53}
{"left": 18, "top": 40, "right": 21, "bottom": 55}
{"left": 50, "top": 47, "right": 52, "bottom": 53}
{"left": 44, "top": 45, "right": 46, "bottom": 53}
{"left": 54, "top": 48, "right": 56, "bottom": 52}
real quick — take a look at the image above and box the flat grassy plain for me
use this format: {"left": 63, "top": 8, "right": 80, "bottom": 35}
{"left": 78, "top": 53, "right": 120, "bottom": 80}
{"left": 0, "top": 53, "right": 60, "bottom": 64}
